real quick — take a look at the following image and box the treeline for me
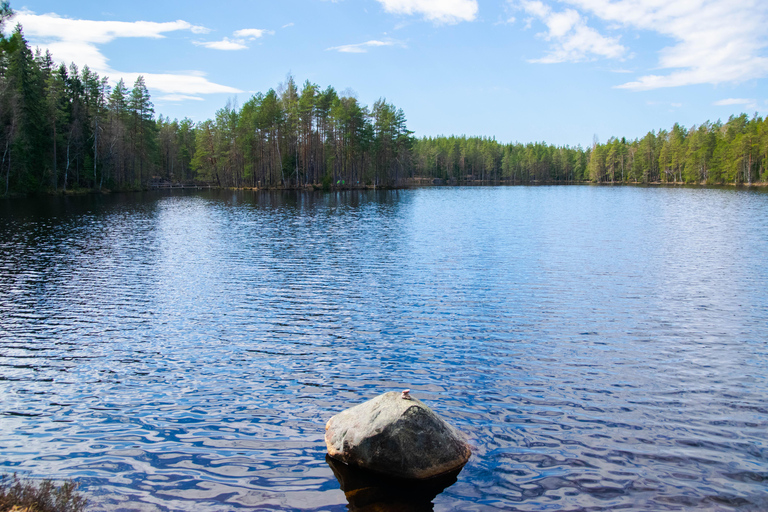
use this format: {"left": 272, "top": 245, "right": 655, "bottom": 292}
{"left": 0, "top": 8, "right": 411, "bottom": 193}
{"left": 588, "top": 117, "right": 768, "bottom": 184}
{"left": 190, "top": 78, "right": 412, "bottom": 188}
{"left": 412, "top": 137, "right": 589, "bottom": 183}
{"left": 2, "top": 1, "right": 768, "bottom": 196}
{"left": 0, "top": 9, "right": 162, "bottom": 194}
{"left": 411, "top": 116, "right": 768, "bottom": 185}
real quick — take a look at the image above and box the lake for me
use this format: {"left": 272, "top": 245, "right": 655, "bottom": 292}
{"left": 1, "top": 186, "right": 767, "bottom": 511}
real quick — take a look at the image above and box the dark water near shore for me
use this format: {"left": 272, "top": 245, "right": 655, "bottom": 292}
{"left": 1, "top": 186, "right": 767, "bottom": 511}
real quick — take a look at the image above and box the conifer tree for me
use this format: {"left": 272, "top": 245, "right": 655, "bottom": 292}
{"left": 128, "top": 76, "right": 154, "bottom": 185}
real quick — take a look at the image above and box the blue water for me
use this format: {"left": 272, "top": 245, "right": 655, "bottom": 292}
{"left": 1, "top": 186, "right": 767, "bottom": 511}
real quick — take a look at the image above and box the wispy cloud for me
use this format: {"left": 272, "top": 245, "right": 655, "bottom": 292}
{"left": 326, "top": 40, "right": 398, "bottom": 53}
{"left": 121, "top": 71, "right": 242, "bottom": 95}
{"left": 552, "top": 0, "right": 768, "bottom": 90}
{"left": 376, "top": 0, "right": 478, "bottom": 24}
{"left": 714, "top": 98, "right": 758, "bottom": 109}
{"left": 233, "top": 28, "right": 272, "bottom": 39}
{"left": 194, "top": 27, "right": 274, "bottom": 51}
{"left": 156, "top": 94, "right": 205, "bottom": 102}
{"left": 646, "top": 100, "right": 684, "bottom": 110}
{"left": 11, "top": 10, "right": 208, "bottom": 73}
{"left": 518, "top": 0, "right": 625, "bottom": 63}
{"left": 9, "top": 10, "right": 240, "bottom": 98}
{"left": 193, "top": 38, "right": 248, "bottom": 50}
{"left": 713, "top": 98, "right": 752, "bottom": 106}
{"left": 514, "top": 0, "right": 768, "bottom": 91}
{"left": 493, "top": 15, "right": 517, "bottom": 26}
{"left": 13, "top": 10, "right": 210, "bottom": 42}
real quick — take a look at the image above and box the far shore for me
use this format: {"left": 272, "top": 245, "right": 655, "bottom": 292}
{"left": 3, "top": 179, "right": 768, "bottom": 199}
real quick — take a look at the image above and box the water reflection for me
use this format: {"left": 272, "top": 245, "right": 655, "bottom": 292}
{"left": 1, "top": 187, "right": 767, "bottom": 510}
{"left": 327, "top": 455, "right": 461, "bottom": 512}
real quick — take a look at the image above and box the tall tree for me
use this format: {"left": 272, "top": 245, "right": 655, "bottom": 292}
{"left": 128, "top": 75, "right": 154, "bottom": 185}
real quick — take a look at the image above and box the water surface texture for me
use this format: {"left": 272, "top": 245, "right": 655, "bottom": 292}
{"left": 1, "top": 187, "right": 767, "bottom": 511}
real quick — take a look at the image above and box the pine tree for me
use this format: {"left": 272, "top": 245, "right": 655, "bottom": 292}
{"left": 128, "top": 76, "right": 154, "bottom": 185}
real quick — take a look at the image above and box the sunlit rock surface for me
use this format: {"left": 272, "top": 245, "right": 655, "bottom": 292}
{"left": 325, "top": 391, "right": 471, "bottom": 480}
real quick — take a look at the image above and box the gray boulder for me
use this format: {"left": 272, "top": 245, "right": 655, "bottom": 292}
{"left": 325, "top": 391, "right": 471, "bottom": 480}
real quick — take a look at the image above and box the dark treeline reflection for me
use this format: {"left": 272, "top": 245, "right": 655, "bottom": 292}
{"left": 1, "top": 1, "right": 767, "bottom": 197}
{"left": 0, "top": 188, "right": 405, "bottom": 225}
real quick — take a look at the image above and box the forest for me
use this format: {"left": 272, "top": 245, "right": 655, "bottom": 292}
{"left": 413, "top": 114, "right": 768, "bottom": 185}
{"left": 1, "top": 2, "right": 767, "bottom": 196}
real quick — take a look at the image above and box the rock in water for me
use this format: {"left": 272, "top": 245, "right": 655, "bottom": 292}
{"left": 325, "top": 391, "right": 471, "bottom": 480}
{"left": 326, "top": 454, "right": 461, "bottom": 511}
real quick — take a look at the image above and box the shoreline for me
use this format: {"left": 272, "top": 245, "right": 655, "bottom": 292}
{"left": 3, "top": 180, "right": 768, "bottom": 199}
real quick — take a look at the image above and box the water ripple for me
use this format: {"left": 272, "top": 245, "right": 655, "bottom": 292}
{"left": 1, "top": 187, "right": 767, "bottom": 511}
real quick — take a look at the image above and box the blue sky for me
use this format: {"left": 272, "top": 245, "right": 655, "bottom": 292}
{"left": 7, "top": 0, "right": 768, "bottom": 146}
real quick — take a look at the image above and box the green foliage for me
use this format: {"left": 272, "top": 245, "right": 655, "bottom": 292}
{"left": 0, "top": 0, "right": 14, "bottom": 51}
{"left": 186, "top": 75, "right": 414, "bottom": 189}
{"left": 0, "top": 473, "right": 86, "bottom": 512}
{"left": 411, "top": 136, "right": 587, "bottom": 184}
{"left": 581, "top": 114, "right": 768, "bottom": 185}
{"left": 410, "top": 113, "right": 768, "bottom": 186}
{"left": 0, "top": 9, "right": 167, "bottom": 194}
{"left": 0, "top": 0, "right": 767, "bottom": 194}
{"left": 322, "top": 172, "right": 332, "bottom": 190}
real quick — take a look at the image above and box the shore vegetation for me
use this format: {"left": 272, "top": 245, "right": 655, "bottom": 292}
{"left": 1, "top": 1, "right": 767, "bottom": 196}
{"left": 0, "top": 473, "right": 86, "bottom": 512}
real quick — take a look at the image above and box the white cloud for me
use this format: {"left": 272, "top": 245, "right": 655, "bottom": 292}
{"left": 9, "top": 10, "right": 241, "bottom": 99}
{"left": 10, "top": 10, "right": 207, "bottom": 74}
{"left": 233, "top": 28, "right": 271, "bottom": 39}
{"left": 554, "top": 0, "right": 768, "bottom": 90}
{"left": 193, "top": 38, "right": 248, "bottom": 50}
{"left": 714, "top": 98, "right": 758, "bottom": 109}
{"left": 376, "top": 0, "right": 478, "bottom": 24}
{"left": 43, "top": 40, "right": 112, "bottom": 72}
{"left": 326, "top": 40, "right": 397, "bottom": 53}
{"left": 494, "top": 15, "right": 517, "bottom": 25}
{"left": 194, "top": 28, "right": 274, "bottom": 50}
{"left": 713, "top": 98, "right": 753, "bottom": 106}
{"left": 646, "top": 100, "right": 682, "bottom": 109}
{"left": 122, "top": 72, "right": 241, "bottom": 95}
{"left": 282, "top": 22, "right": 295, "bottom": 29}
{"left": 156, "top": 94, "right": 205, "bottom": 102}
{"left": 519, "top": 0, "right": 625, "bottom": 63}
{"left": 13, "top": 10, "right": 209, "bottom": 46}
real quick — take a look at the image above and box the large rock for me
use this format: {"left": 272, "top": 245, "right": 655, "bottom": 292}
{"left": 325, "top": 391, "right": 471, "bottom": 480}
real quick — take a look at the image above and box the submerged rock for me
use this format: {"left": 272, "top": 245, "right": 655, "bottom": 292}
{"left": 324, "top": 391, "right": 471, "bottom": 480}
{"left": 326, "top": 454, "right": 461, "bottom": 511}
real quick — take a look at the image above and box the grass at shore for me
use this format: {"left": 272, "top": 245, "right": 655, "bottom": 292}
{"left": 0, "top": 473, "right": 86, "bottom": 512}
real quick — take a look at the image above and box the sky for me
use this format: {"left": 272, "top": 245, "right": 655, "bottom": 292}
{"left": 5, "top": 0, "right": 768, "bottom": 147}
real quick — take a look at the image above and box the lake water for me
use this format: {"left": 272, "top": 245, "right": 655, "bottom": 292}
{"left": 1, "top": 186, "right": 767, "bottom": 511}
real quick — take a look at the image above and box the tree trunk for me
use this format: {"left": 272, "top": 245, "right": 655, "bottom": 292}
{"left": 53, "top": 125, "right": 58, "bottom": 191}
{"left": 64, "top": 135, "right": 71, "bottom": 192}
{"left": 94, "top": 117, "right": 99, "bottom": 189}
{"left": 3, "top": 139, "right": 9, "bottom": 196}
